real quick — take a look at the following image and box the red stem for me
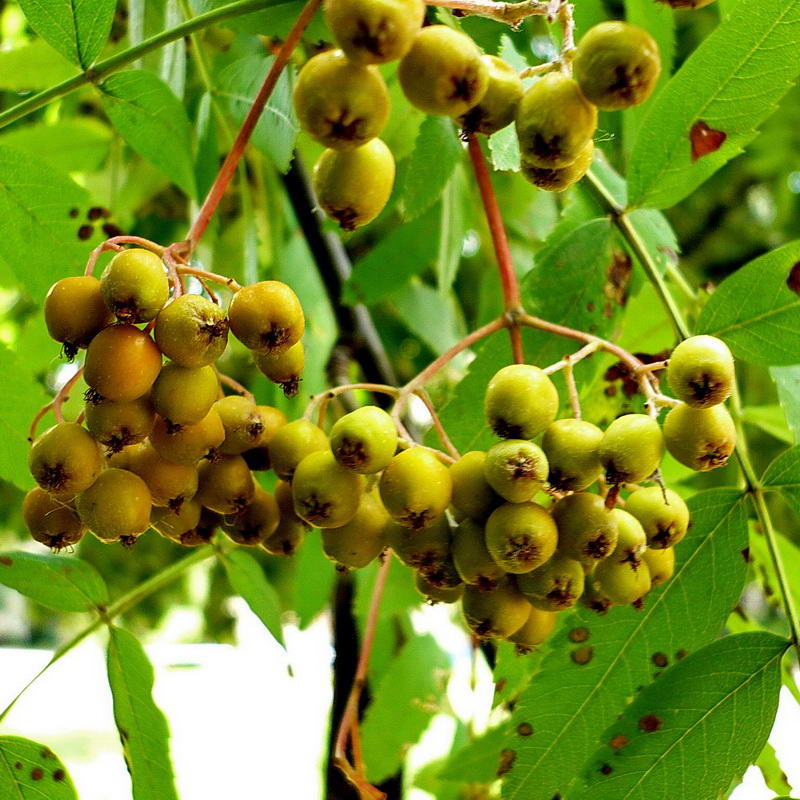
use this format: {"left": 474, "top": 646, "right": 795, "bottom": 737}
{"left": 466, "top": 134, "right": 524, "bottom": 364}
{"left": 184, "top": 0, "right": 322, "bottom": 252}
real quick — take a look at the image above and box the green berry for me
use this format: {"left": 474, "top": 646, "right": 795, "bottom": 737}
{"left": 196, "top": 455, "right": 255, "bottom": 515}
{"left": 330, "top": 405, "right": 398, "bottom": 474}
{"left": 485, "top": 364, "right": 559, "bottom": 439}
{"left": 293, "top": 49, "right": 390, "bottom": 150}
{"left": 100, "top": 248, "right": 169, "bottom": 323}
{"left": 386, "top": 513, "right": 451, "bottom": 570}
{"left": 625, "top": 486, "right": 690, "bottom": 549}
{"left": 609, "top": 507, "right": 647, "bottom": 565}
{"left": 452, "top": 518, "right": 506, "bottom": 591}
{"left": 23, "top": 487, "right": 85, "bottom": 549}
{"left": 398, "top": 25, "right": 489, "bottom": 117}
{"left": 643, "top": 546, "right": 675, "bottom": 586}
{"left": 223, "top": 486, "right": 280, "bottom": 546}
{"left": 462, "top": 576, "right": 531, "bottom": 640}
{"left": 551, "top": 492, "right": 619, "bottom": 566}
{"left": 44, "top": 276, "right": 113, "bottom": 357}
{"left": 449, "top": 450, "right": 501, "bottom": 522}
{"left": 151, "top": 363, "right": 219, "bottom": 427}
{"left": 268, "top": 419, "right": 329, "bottom": 481}
{"left": 111, "top": 441, "right": 198, "bottom": 508}
{"left": 542, "top": 418, "right": 603, "bottom": 492}
{"left": 459, "top": 55, "right": 524, "bottom": 135}
{"left": 667, "top": 335, "right": 734, "bottom": 408}
{"left": 293, "top": 450, "right": 364, "bottom": 528}
{"left": 516, "top": 554, "right": 585, "bottom": 611}
{"left": 506, "top": 605, "right": 557, "bottom": 651}
{"left": 262, "top": 517, "right": 306, "bottom": 556}
{"left": 151, "top": 499, "right": 202, "bottom": 541}
{"left": 228, "top": 280, "right": 305, "bottom": 355}
{"left": 243, "top": 405, "right": 289, "bottom": 471}
{"left": 483, "top": 439, "right": 548, "bottom": 504}
{"left": 84, "top": 395, "right": 155, "bottom": 453}
{"left": 214, "top": 395, "right": 264, "bottom": 455}
{"left": 321, "top": 490, "right": 389, "bottom": 568}
{"left": 154, "top": 294, "right": 229, "bottom": 368}
{"left": 663, "top": 403, "right": 736, "bottom": 471}
{"left": 573, "top": 21, "right": 661, "bottom": 111}
{"left": 149, "top": 407, "right": 225, "bottom": 465}
{"left": 484, "top": 501, "right": 558, "bottom": 574}
{"left": 516, "top": 72, "right": 597, "bottom": 168}
{"left": 415, "top": 572, "right": 464, "bottom": 604}
{"left": 75, "top": 468, "right": 151, "bottom": 543}
{"left": 255, "top": 342, "right": 304, "bottom": 397}
{"left": 590, "top": 558, "right": 652, "bottom": 606}
{"left": 598, "top": 414, "right": 664, "bottom": 484}
{"left": 379, "top": 447, "right": 452, "bottom": 529}
{"left": 180, "top": 508, "right": 223, "bottom": 547}
{"left": 28, "top": 422, "right": 103, "bottom": 498}
{"left": 521, "top": 140, "right": 594, "bottom": 192}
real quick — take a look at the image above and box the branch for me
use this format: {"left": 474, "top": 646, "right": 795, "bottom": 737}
{"left": 425, "top": 0, "right": 555, "bottom": 24}
{"left": 0, "top": 0, "right": 269, "bottom": 131}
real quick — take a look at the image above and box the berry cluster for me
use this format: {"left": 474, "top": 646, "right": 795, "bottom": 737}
{"left": 25, "top": 248, "right": 305, "bottom": 550}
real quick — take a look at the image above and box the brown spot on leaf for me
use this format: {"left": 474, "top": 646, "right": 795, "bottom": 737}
{"left": 497, "top": 748, "right": 517, "bottom": 777}
{"left": 609, "top": 734, "right": 628, "bottom": 750}
{"left": 690, "top": 120, "right": 726, "bottom": 162}
{"left": 571, "top": 646, "right": 594, "bottom": 665}
{"left": 53, "top": 769, "right": 66, "bottom": 782}
{"left": 639, "top": 714, "right": 662, "bottom": 732}
{"left": 600, "top": 763, "right": 613, "bottom": 775}
{"left": 604, "top": 251, "right": 632, "bottom": 317}
{"left": 13, "top": 762, "right": 22, "bottom": 770}
{"left": 741, "top": 547, "right": 751, "bottom": 563}
{"left": 0, "top": 557, "right": 12, "bottom": 566}
{"left": 495, "top": 678, "right": 507, "bottom": 694}
{"left": 786, "top": 263, "right": 800, "bottom": 296}
{"left": 41, "top": 749, "right": 55, "bottom": 760}
{"left": 568, "top": 626, "right": 590, "bottom": 643}
{"left": 676, "top": 649, "right": 687, "bottom": 660}
{"left": 517, "top": 722, "right": 534, "bottom": 737}
{"left": 31, "top": 767, "right": 44, "bottom": 780}
{"left": 651, "top": 652, "right": 669, "bottom": 668}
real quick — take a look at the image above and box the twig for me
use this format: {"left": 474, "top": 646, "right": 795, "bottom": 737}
{"left": 305, "top": 383, "right": 400, "bottom": 422}
{"left": 84, "top": 235, "right": 164, "bottom": 277}
{"left": 413, "top": 388, "right": 462, "bottom": 461}
{"left": 563, "top": 360, "right": 581, "bottom": 419}
{"left": 425, "top": 0, "right": 551, "bottom": 24}
{"left": 176, "top": 265, "right": 242, "bottom": 292}
{"left": 215, "top": 367, "right": 256, "bottom": 402}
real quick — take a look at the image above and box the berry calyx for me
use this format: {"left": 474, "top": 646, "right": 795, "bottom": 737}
{"left": 415, "top": 572, "right": 464, "bottom": 605}
{"left": 483, "top": 439, "right": 549, "bottom": 504}
{"left": 609, "top": 507, "right": 647, "bottom": 566}
{"left": 149, "top": 407, "right": 225, "bottom": 465}
{"left": 255, "top": 342, "right": 304, "bottom": 397}
{"left": 223, "top": 486, "right": 280, "bottom": 546}
{"left": 84, "top": 395, "right": 155, "bottom": 452}
{"left": 386, "top": 513, "right": 451, "bottom": 571}
{"left": 484, "top": 501, "right": 558, "bottom": 574}
{"left": 521, "top": 140, "right": 594, "bottom": 192}
{"left": 214, "top": 395, "right": 264, "bottom": 455}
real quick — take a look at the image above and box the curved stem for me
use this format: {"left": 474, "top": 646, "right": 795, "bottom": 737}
{"left": 0, "top": 545, "right": 215, "bottom": 724}
{"left": 176, "top": 266, "right": 242, "bottom": 292}
{"left": 184, "top": 0, "right": 323, "bottom": 252}
{"left": 425, "top": 0, "right": 552, "bottom": 23}
{"left": 413, "top": 389, "right": 461, "bottom": 461}
{"left": 0, "top": 0, "right": 269, "bottom": 131}
{"left": 84, "top": 236, "right": 164, "bottom": 277}
{"left": 305, "top": 383, "right": 400, "bottom": 422}
{"left": 466, "top": 135, "right": 524, "bottom": 364}
{"left": 215, "top": 368, "right": 255, "bottom": 402}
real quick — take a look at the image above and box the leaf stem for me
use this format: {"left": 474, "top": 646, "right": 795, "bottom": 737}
{"left": 425, "top": 0, "right": 555, "bottom": 24}
{"left": 0, "top": 0, "right": 270, "bottom": 131}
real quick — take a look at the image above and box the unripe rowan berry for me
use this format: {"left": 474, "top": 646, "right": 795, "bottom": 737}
{"left": 255, "top": 342, "right": 304, "bottom": 397}
{"left": 321, "top": 490, "right": 389, "bottom": 568}
{"left": 449, "top": 451, "right": 502, "bottom": 522}
{"left": 574, "top": 22, "right": 661, "bottom": 111}
{"left": 151, "top": 363, "right": 219, "bottom": 427}
{"left": 642, "top": 545, "right": 675, "bottom": 586}
{"left": 313, "top": 139, "right": 395, "bottom": 230}
{"left": 590, "top": 557, "right": 651, "bottom": 606}
{"left": 517, "top": 554, "right": 585, "bottom": 611}
{"left": 663, "top": 403, "right": 736, "bottom": 471}
{"left": 485, "top": 364, "right": 559, "bottom": 440}
{"left": 507, "top": 605, "right": 557, "bottom": 651}
{"left": 551, "top": 492, "right": 619, "bottom": 565}
{"left": 23, "top": 487, "right": 85, "bottom": 549}
{"left": 262, "top": 517, "right": 306, "bottom": 556}
{"left": 75, "top": 468, "right": 151, "bottom": 543}
{"left": 415, "top": 571, "right": 464, "bottom": 604}
{"left": 398, "top": 26, "right": 489, "bottom": 117}
{"left": 100, "top": 248, "right": 169, "bottom": 323}
{"left": 386, "top": 513, "right": 451, "bottom": 570}
{"left": 116, "top": 441, "right": 198, "bottom": 508}
{"left": 84, "top": 395, "right": 155, "bottom": 452}
{"left": 420, "top": 555, "right": 463, "bottom": 590}
{"left": 214, "top": 395, "right": 263, "bottom": 455}
{"left": 581, "top": 577, "right": 611, "bottom": 615}
{"left": 324, "top": 0, "right": 424, "bottom": 64}
{"left": 84, "top": 324, "right": 162, "bottom": 402}
{"left": 149, "top": 407, "right": 225, "bottom": 465}
{"left": 44, "top": 276, "right": 113, "bottom": 357}
{"left": 196, "top": 454, "right": 255, "bottom": 515}
{"left": 268, "top": 419, "right": 329, "bottom": 481}
{"left": 223, "top": 486, "right": 280, "bottom": 546}
{"left": 625, "top": 486, "right": 690, "bottom": 549}
{"left": 521, "top": 140, "right": 594, "bottom": 192}
{"left": 598, "top": 414, "right": 664, "bottom": 484}
{"left": 243, "top": 405, "right": 288, "bottom": 471}
{"left": 667, "top": 335, "right": 734, "bottom": 408}
{"left": 459, "top": 55, "right": 524, "bottom": 136}
{"left": 228, "top": 280, "right": 305, "bottom": 355}
{"left": 542, "top": 418, "right": 603, "bottom": 492}
{"left": 484, "top": 501, "right": 558, "bottom": 574}
{"left": 483, "top": 439, "right": 548, "bottom": 504}
{"left": 609, "top": 507, "right": 647, "bottom": 565}
{"left": 293, "top": 450, "right": 364, "bottom": 528}
{"left": 452, "top": 518, "right": 506, "bottom": 591}
{"left": 151, "top": 498, "right": 202, "bottom": 541}
{"left": 379, "top": 447, "right": 452, "bottom": 529}
{"left": 462, "top": 575, "right": 531, "bottom": 639}
{"left": 180, "top": 508, "right": 222, "bottom": 547}
{"left": 29, "top": 422, "right": 103, "bottom": 498}
{"left": 516, "top": 72, "right": 597, "bottom": 168}
{"left": 330, "top": 405, "right": 397, "bottom": 474}
{"left": 274, "top": 478, "right": 305, "bottom": 525}
{"left": 293, "top": 49, "right": 390, "bottom": 150}
{"left": 154, "top": 294, "right": 229, "bottom": 368}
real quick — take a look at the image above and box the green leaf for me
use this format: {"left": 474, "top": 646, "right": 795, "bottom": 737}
{"left": 575, "top": 633, "right": 787, "bottom": 800}
{"left": 0, "top": 736, "right": 78, "bottom": 798}
{"left": 0, "top": 40, "right": 78, "bottom": 90}
{"left": 697, "top": 241, "right": 800, "bottom": 365}
{"left": 763, "top": 447, "right": 800, "bottom": 514}
{"left": 436, "top": 166, "right": 466, "bottom": 295}
{"left": 361, "top": 634, "right": 449, "bottom": 784}
{"left": 439, "top": 720, "right": 515, "bottom": 783}
{"left": 757, "top": 742, "right": 792, "bottom": 796}
{"left": 0, "top": 551, "right": 108, "bottom": 612}
{"left": 772, "top": 366, "right": 800, "bottom": 442}
{"left": 0, "top": 345, "right": 50, "bottom": 490}
{"left": 106, "top": 627, "right": 179, "bottom": 800}
{"left": 489, "top": 124, "right": 521, "bottom": 172}
{"left": 628, "top": 0, "right": 800, "bottom": 209}
{"left": 291, "top": 535, "right": 335, "bottom": 629}
{"left": 0, "top": 146, "right": 89, "bottom": 302}
{"left": 98, "top": 70, "right": 197, "bottom": 198}
{"left": 749, "top": 524, "right": 800, "bottom": 629}
{"left": 501, "top": 490, "right": 749, "bottom": 800}
{"left": 219, "top": 549, "right": 285, "bottom": 646}
{"left": 195, "top": 92, "right": 219, "bottom": 201}
{"left": 402, "top": 116, "right": 463, "bottom": 221}
{"left": 742, "top": 405, "right": 795, "bottom": 445}
{"left": 19, "top": 0, "right": 115, "bottom": 68}
{"left": 389, "top": 280, "right": 465, "bottom": 356}
{"left": 217, "top": 55, "right": 298, "bottom": 174}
